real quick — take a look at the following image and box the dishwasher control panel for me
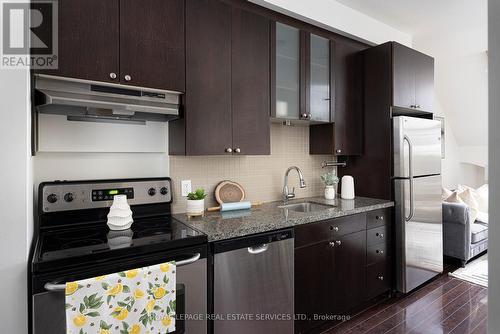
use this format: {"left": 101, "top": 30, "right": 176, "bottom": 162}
{"left": 213, "top": 229, "right": 294, "bottom": 254}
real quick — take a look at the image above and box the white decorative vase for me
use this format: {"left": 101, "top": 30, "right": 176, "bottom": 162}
{"left": 187, "top": 199, "right": 205, "bottom": 217}
{"left": 341, "top": 175, "right": 355, "bottom": 199}
{"left": 107, "top": 195, "right": 133, "bottom": 230}
{"left": 324, "top": 186, "right": 336, "bottom": 200}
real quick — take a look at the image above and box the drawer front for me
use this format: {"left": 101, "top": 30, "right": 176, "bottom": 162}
{"left": 295, "top": 220, "right": 332, "bottom": 248}
{"left": 366, "top": 208, "right": 390, "bottom": 230}
{"left": 367, "top": 243, "right": 387, "bottom": 266}
{"left": 367, "top": 225, "right": 389, "bottom": 247}
{"left": 295, "top": 213, "right": 366, "bottom": 248}
{"left": 366, "top": 261, "right": 391, "bottom": 299}
{"left": 330, "top": 213, "right": 366, "bottom": 238}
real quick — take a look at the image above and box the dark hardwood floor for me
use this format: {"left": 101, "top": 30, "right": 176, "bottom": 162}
{"left": 322, "top": 267, "right": 488, "bottom": 334}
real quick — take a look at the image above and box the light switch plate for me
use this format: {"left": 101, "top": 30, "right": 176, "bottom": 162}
{"left": 181, "top": 180, "right": 192, "bottom": 197}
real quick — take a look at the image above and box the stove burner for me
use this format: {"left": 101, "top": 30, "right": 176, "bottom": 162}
{"left": 134, "top": 228, "right": 172, "bottom": 238}
{"left": 60, "top": 239, "right": 104, "bottom": 249}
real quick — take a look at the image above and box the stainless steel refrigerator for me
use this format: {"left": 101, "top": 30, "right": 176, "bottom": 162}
{"left": 393, "top": 116, "right": 443, "bottom": 293}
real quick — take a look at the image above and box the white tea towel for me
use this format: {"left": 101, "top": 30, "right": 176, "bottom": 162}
{"left": 65, "top": 261, "right": 176, "bottom": 334}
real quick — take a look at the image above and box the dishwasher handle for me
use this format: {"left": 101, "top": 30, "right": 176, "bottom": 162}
{"left": 247, "top": 244, "right": 269, "bottom": 254}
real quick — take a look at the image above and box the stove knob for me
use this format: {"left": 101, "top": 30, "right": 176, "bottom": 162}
{"left": 160, "top": 187, "right": 169, "bottom": 195}
{"left": 64, "top": 193, "right": 74, "bottom": 202}
{"left": 47, "top": 193, "right": 58, "bottom": 204}
{"left": 148, "top": 187, "right": 157, "bottom": 196}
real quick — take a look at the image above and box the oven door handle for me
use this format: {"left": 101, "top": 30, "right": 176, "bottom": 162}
{"left": 43, "top": 253, "right": 202, "bottom": 292}
{"left": 44, "top": 282, "right": 66, "bottom": 291}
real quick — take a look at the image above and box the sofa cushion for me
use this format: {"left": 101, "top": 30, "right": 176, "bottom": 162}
{"left": 471, "top": 223, "right": 488, "bottom": 244}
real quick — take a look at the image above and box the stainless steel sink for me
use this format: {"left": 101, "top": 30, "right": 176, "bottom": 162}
{"left": 278, "top": 202, "right": 333, "bottom": 213}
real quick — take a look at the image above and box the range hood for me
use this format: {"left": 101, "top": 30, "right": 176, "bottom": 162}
{"left": 34, "top": 75, "right": 181, "bottom": 123}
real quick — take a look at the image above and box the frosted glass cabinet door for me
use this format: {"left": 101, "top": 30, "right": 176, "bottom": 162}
{"left": 309, "top": 34, "right": 330, "bottom": 122}
{"left": 275, "top": 22, "right": 300, "bottom": 119}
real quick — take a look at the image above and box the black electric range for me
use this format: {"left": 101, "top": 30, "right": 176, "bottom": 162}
{"left": 29, "top": 177, "right": 209, "bottom": 334}
{"left": 32, "top": 214, "right": 206, "bottom": 272}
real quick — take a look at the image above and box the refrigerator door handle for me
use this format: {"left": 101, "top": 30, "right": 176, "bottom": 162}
{"left": 404, "top": 135, "right": 414, "bottom": 221}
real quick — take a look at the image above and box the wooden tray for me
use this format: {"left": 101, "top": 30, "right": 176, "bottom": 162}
{"left": 215, "top": 180, "right": 245, "bottom": 204}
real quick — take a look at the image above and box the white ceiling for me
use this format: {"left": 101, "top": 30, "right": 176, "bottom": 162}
{"left": 334, "top": 0, "right": 486, "bottom": 37}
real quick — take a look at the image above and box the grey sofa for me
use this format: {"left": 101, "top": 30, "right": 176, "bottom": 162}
{"left": 443, "top": 202, "right": 488, "bottom": 266}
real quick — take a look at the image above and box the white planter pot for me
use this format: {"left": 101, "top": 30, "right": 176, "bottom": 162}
{"left": 324, "top": 186, "right": 336, "bottom": 200}
{"left": 187, "top": 199, "right": 205, "bottom": 216}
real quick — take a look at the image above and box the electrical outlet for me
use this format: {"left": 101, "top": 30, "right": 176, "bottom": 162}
{"left": 181, "top": 180, "right": 192, "bottom": 197}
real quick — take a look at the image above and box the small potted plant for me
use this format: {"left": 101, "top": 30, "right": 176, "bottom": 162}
{"left": 321, "top": 172, "right": 339, "bottom": 200}
{"left": 186, "top": 188, "right": 207, "bottom": 217}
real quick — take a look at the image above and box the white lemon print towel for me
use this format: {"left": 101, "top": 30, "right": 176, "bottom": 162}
{"left": 65, "top": 261, "right": 176, "bottom": 334}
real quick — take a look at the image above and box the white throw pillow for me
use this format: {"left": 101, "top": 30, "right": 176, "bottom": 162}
{"left": 476, "top": 184, "right": 489, "bottom": 213}
{"left": 445, "top": 190, "right": 479, "bottom": 223}
{"left": 445, "top": 191, "right": 465, "bottom": 204}
{"left": 442, "top": 187, "right": 453, "bottom": 201}
{"left": 457, "top": 188, "right": 480, "bottom": 223}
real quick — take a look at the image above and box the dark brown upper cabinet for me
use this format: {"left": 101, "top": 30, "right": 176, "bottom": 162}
{"left": 38, "top": 0, "right": 185, "bottom": 91}
{"left": 169, "top": 0, "right": 270, "bottom": 155}
{"left": 271, "top": 22, "right": 332, "bottom": 123}
{"left": 120, "top": 0, "right": 185, "bottom": 91}
{"left": 393, "top": 42, "right": 434, "bottom": 112}
{"left": 38, "top": 0, "right": 119, "bottom": 83}
{"left": 231, "top": 7, "right": 271, "bottom": 155}
{"left": 310, "top": 39, "right": 367, "bottom": 156}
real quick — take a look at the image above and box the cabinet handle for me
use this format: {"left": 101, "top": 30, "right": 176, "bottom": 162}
{"left": 376, "top": 215, "right": 384, "bottom": 221}
{"left": 301, "top": 113, "right": 309, "bottom": 119}
{"left": 376, "top": 249, "right": 384, "bottom": 254}
{"left": 329, "top": 241, "right": 335, "bottom": 247}
{"left": 378, "top": 275, "right": 384, "bottom": 281}
{"left": 335, "top": 240, "right": 341, "bottom": 246}
{"left": 109, "top": 72, "right": 117, "bottom": 79}
{"left": 124, "top": 74, "right": 132, "bottom": 81}
{"left": 330, "top": 226, "right": 339, "bottom": 232}
{"left": 234, "top": 148, "right": 241, "bottom": 153}
{"left": 376, "top": 232, "right": 384, "bottom": 238}
{"left": 415, "top": 104, "right": 421, "bottom": 109}
{"left": 225, "top": 148, "right": 233, "bottom": 153}
{"left": 410, "top": 105, "right": 416, "bottom": 108}
{"left": 336, "top": 149, "right": 342, "bottom": 154}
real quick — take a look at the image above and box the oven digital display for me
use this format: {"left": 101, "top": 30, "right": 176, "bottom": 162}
{"left": 92, "top": 187, "right": 134, "bottom": 201}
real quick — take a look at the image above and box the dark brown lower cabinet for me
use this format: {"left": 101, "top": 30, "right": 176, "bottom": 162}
{"left": 294, "top": 209, "right": 391, "bottom": 334}
{"left": 333, "top": 230, "right": 367, "bottom": 313}
{"left": 295, "top": 242, "right": 336, "bottom": 333}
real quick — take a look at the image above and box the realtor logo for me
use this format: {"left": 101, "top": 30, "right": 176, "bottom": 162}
{"left": 1, "top": 0, "right": 58, "bottom": 69}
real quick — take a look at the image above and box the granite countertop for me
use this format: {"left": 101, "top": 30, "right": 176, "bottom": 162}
{"left": 173, "top": 196, "right": 394, "bottom": 242}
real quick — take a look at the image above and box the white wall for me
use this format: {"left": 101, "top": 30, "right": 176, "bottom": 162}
{"left": 412, "top": 0, "right": 488, "bottom": 189}
{"left": 33, "top": 152, "right": 169, "bottom": 188}
{"left": 0, "top": 69, "right": 31, "bottom": 332}
{"left": 488, "top": 1, "right": 500, "bottom": 332}
{"left": 250, "top": 0, "right": 412, "bottom": 46}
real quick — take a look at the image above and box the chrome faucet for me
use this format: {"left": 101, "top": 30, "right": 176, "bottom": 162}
{"left": 283, "top": 166, "right": 306, "bottom": 203}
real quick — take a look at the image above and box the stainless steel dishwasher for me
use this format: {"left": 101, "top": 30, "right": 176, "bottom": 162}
{"left": 213, "top": 229, "right": 294, "bottom": 334}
